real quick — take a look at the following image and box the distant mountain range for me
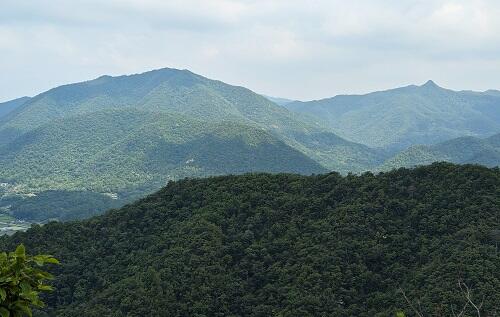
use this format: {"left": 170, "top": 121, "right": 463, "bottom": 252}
{"left": 0, "top": 68, "right": 385, "bottom": 221}
{"left": 0, "top": 68, "right": 384, "bottom": 174}
{"left": 382, "top": 133, "right": 500, "bottom": 170}
{"left": 262, "top": 95, "right": 296, "bottom": 106}
{"left": 285, "top": 80, "right": 500, "bottom": 151}
{"left": 0, "top": 69, "right": 499, "bottom": 222}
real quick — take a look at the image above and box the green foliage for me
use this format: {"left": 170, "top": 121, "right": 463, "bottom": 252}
{"left": 0, "top": 244, "right": 58, "bottom": 317}
{"left": 1, "top": 69, "right": 499, "bottom": 224}
{"left": 0, "top": 68, "right": 387, "bottom": 222}
{"left": 0, "top": 191, "right": 125, "bottom": 222}
{"left": 382, "top": 134, "right": 500, "bottom": 170}
{"left": 286, "top": 81, "right": 500, "bottom": 151}
{"left": 0, "top": 68, "right": 382, "bottom": 177}
{"left": 0, "top": 109, "right": 326, "bottom": 193}
{"left": 0, "top": 163, "right": 498, "bottom": 316}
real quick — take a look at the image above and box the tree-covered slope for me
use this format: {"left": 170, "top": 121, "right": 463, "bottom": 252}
{"left": 0, "top": 68, "right": 320, "bottom": 139}
{"left": 1, "top": 163, "right": 498, "bottom": 316}
{"left": 0, "top": 109, "right": 325, "bottom": 193}
{"left": 0, "top": 96, "right": 30, "bottom": 119}
{"left": 382, "top": 133, "right": 500, "bottom": 169}
{"left": 286, "top": 81, "right": 500, "bottom": 151}
{"left": 0, "top": 68, "right": 389, "bottom": 222}
{"left": 0, "top": 190, "right": 123, "bottom": 222}
{"left": 0, "top": 68, "right": 384, "bottom": 174}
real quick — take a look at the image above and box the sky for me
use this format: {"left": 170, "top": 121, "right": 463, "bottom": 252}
{"left": 1, "top": 0, "right": 500, "bottom": 102}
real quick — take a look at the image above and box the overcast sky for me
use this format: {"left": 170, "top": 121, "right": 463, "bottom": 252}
{"left": 2, "top": 0, "right": 500, "bottom": 102}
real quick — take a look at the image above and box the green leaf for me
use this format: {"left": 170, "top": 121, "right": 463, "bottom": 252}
{"left": 14, "top": 245, "right": 25, "bottom": 258}
{"left": 36, "top": 285, "right": 53, "bottom": 291}
{"left": 32, "top": 256, "right": 44, "bottom": 267}
{"left": 0, "top": 307, "right": 9, "bottom": 317}
{"left": 42, "top": 257, "right": 59, "bottom": 265}
{"left": 14, "top": 302, "right": 32, "bottom": 317}
{"left": 31, "top": 298, "right": 44, "bottom": 308}
{"left": 19, "top": 282, "right": 31, "bottom": 294}
{"left": 32, "top": 255, "right": 59, "bottom": 265}
{"left": 19, "top": 291, "right": 37, "bottom": 303}
{"left": 0, "top": 246, "right": 58, "bottom": 313}
{"left": 34, "top": 272, "right": 53, "bottom": 280}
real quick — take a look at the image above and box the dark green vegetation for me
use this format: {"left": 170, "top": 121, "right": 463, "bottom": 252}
{"left": 0, "top": 110, "right": 325, "bottom": 192}
{"left": 1, "top": 163, "right": 498, "bottom": 316}
{"left": 383, "top": 133, "right": 500, "bottom": 170}
{"left": 286, "top": 81, "right": 500, "bottom": 151}
{"left": 0, "top": 244, "right": 58, "bottom": 317}
{"left": 0, "top": 191, "right": 123, "bottom": 222}
{"left": 0, "top": 68, "right": 385, "bottom": 221}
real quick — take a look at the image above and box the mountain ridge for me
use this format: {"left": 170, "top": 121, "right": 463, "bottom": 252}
{"left": 0, "top": 96, "right": 31, "bottom": 119}
{"left": 1, "top": 163, "right": 498, "bottom": 316}
{"left": 285, "top": 80, "right": 500, "bottom": 151}
{"left": 381, "top": 132, "right": 500, "bottom": 169}
{"left": 2, "top": 70, "right": 499, "bottom": 222}
{"left": 0, "top": 68, "right": 384, "bottom": 221}
{"left": 0, "top": 67, "right": 384, "bottom": 175}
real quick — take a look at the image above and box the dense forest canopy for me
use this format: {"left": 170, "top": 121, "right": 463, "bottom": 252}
{"left": 0, "top": 163, "right": 498, "bottom": 316}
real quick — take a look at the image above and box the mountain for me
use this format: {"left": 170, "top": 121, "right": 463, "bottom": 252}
{"left": 487, "top": 132, "right": 500, "bottom": 147}
{"left": 286, "top": 81, "right": 500, "bottom": 151}
{"left": 262, "top": 95, "right": 296, "bottom": 106}
{"left": 1, "top": 163, "right": 498, "bottom": 316}
{"left": 382, "top": 133, "right": 500, "bottom": 169}
{"left": 0, "top": 96, "right": 30, "bottom": 119}
{"left": 0, "top": 68, "right": 327, "bottom": 142}
{"left": 0, "top": 109, "right": 325, "bottom": 193}
{"left": 484, "top": 89, "right": 500, "bottom": 97}
{"left": 0, "top": 68, "right": 384, "bottom": 173}
{"left": 0, "top": 68, "right": 387, "bottom": 221}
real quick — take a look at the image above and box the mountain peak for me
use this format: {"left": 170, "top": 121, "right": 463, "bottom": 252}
{"left": 421, "top": 80, "right": 440, "bottom": 89}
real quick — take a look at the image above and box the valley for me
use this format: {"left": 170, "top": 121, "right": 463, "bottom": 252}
{"left": 0, "top": 214, "right": 31, "bottom": 235}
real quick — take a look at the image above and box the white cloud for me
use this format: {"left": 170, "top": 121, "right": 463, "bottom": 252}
{"left": 1, "top": 0, "right": 500, "bottom": 101}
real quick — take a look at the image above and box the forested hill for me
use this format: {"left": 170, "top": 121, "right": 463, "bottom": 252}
{"left": 286, "top": 81, "right": 500, "bottom": 151}
{"left": 0, "top": 96, "right": 30, "bottom": 119}
{"left": 382, "top": 133, "right": 500, "bottom": 170}
{"left": 2, "top": 163, "right": 499, "bottom": 316}
{"left": 0, "top": 68, "right": 384, "bottom": 222}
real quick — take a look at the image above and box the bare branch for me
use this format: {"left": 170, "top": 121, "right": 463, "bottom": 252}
{"left": 399, "top": 287, "right": 425, "bottom": 317}
{"left": 458, "top": 281, "right": 483, "bottom": 317}
{"left": 451, "top": 300, "right": 469, "bottom": 317}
